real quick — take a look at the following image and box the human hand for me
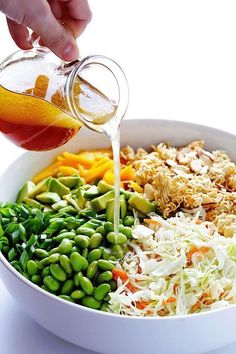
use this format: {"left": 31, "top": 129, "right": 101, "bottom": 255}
{"left": 0, "top": 0, "right": 92, "bottom": 61}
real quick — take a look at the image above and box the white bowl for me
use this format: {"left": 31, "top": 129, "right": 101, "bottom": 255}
{"left": 0, "top": 119, "right": 235, "bottom": 354}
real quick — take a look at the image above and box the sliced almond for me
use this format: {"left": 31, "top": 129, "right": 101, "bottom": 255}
{"left": 202, "top": 150, "right": 215, "bottom": 161}
{"left": 165, "top": 159, "right": 176, "bottom": 167}
{"left": 199, "top": 165, "right": 209, "bottom": 174}
{"left": 202, "top": 202, "right": 218, "bottom": 210}
{"left": 190, "top": 159, "right": 202, "bottom": 173}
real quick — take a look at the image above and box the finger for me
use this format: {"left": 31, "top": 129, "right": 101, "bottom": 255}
{"left": 60, "top": 0, "right": 92, "bottom": 22}
{"left": 63, "top": 18, "right": 90, "bottom": 38}
{"left": 48, "top": 0, "right": 63, "bottom": 19}
{"left": 6, "top": 18, "right": 32, "bottom": 50}
{"left": 26, "top": 1, "right": 79, "bottom": 61}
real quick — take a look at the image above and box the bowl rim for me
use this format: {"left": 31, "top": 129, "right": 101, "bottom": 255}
{"left": 0, "top": 118, "right": 236, "bottom": 321}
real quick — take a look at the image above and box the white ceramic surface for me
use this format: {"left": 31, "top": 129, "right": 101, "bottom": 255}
{"left": 0, "top": 119, "right": 235, "bottom": 354}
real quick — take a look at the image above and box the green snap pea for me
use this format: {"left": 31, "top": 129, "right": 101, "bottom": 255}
{"left": 87, "top": 249, "right": 102, "bottom": 263}
{"left": 42, "top": 266, "right": 51, "bottom": 277}
{"left": 94, "top": 283, "right": 111, "bottom": 301}
{"left": 76, "top": 227, "right": 96, "bottom": 237}
{"left": 58, "top": 239, "right": 73, "bottom": 254}
{"left": 86, "top": 261, "right": 98, "bottom": 279}
{"left": 111, "top": 244, "right": 124, "bottom": 259}
{"left": 53, "top": 232, "right": 76, "bottom": 243}
{"left": 82, "top": 248, "right": 88, "bottom": 259}
{"left": 89, "top": 233, "right": 102, "bottom": 249}
{"left": 61, "top": 279, "right": 74, "bottom": 295}
{"left": 73, "top": 271, "right": 83, "bottom": 287}
{"left": 80, "top": 276, "right": 94, "bottom": 295}
{"left": 70, "top": 252, "right": 88, "bottom": 272}
{"left": 43, "top": 275, "right": 60, "bottom": 292}
{"left": 71, "top": 290, "right": 86, "bottom": 300}
{"left": 123, "top": 216, "right": 135, "bottom": 226}
{"left": 48, "top": 253, "right": 61, "bottom": 263}
{"left": 38, "top": 257, "right": 50, "bottom": 269}
{"left": 59, "top": 295, "right": 75, "bottom": 303}
{"left": 107, "top": 232, "right": 127, "bottom": 245}
{"left": 31, "top": 274, "right": 42, "bottom": 284}
{"left": 60, "top": 255, "right": 72, "bottom": 274}
{"left": 74, "top": 235, "right": 89, "bottom": 249}
{"left": 35, "top": 249, "right": 49, "bottom": 259}
{"left": 100, "top": 302, "right": 109, "bottom": 312}
{"left": 81, "top": 296, "right": 101, "bottom": 310}
{"left": 50, "top": 264, "right": 67, "bottom": 281}
{"left": 27, "top": 260, "right": 38, "bottom": 275}
{"left": 97, "top": 271, "right": 113, "bottom": 284}
{"left": 96, "top": 225, "right": 106, "bottom": 236}
{"left": 97, "top": 259, "right": 115, "bottom": 271}
{"left": 102, "top": 248, "right": 112, "bottom": 260}
{"left": 83, "top": 221, "right": 100, "bottom": 229}
{"left": 104, "top": 222, "right": 114, "bottom": 233}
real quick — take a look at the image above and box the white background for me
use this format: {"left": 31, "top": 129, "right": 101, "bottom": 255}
{"left": 0, "top": 0, "right": 236, "bottom": 353}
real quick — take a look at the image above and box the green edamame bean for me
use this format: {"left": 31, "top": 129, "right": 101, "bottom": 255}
{"left": 97, "top": 271, "right": 113, "bottom": 284}
{"left": 58, "top": 239, "right": 73, "bottom": 254}
{"left": 73, "top": 271, "right": 82, "bottom": 287}
{"left": 76, "top": 227, "right": 96, "bottom": 237}
{"left": 89, "top": 233, "right": 102, "bottom": 249}
{"left": 103, "top": 294, "right": 110, "bottom": 302}
{"left": 96, "top": 225, "right": 106, "bottom": 236}
{"left": 71, "top": 289, "right": 86, "bottom": 300}
{"left": 48, "top": 253, "right": 61, "bottom": 263}
{"left": 100, "top": 302, "right": 109, "bottom": 312}
{"left": 123, "top": 216, "right": 135, "bottom": 226}
{"left": 41, "top": 285, "right": 49, "bottom": 292}
{"left": 80, "top": 276, "right": 94, "bottom": 295}
{"left": 31, "top": 274, "right": 42, "bottom": 284}
{"left": 70, "top": 252, "right": 88, "bottom": 272}
{"left": 27, "top": 260, "right": 38, "bottom": 275}
{"left": 102, "top": 248, "right": 112, "bottom": 260}
{"left": 107, "top": 232, "right": 127, "bottom": 245}
{"left": 50, "top": 264, "right": 67, "bottom": 281}
{"left": 42, "top": 266, "right": 51, "bottom": 277}
{"left": 35, "top": 249, "right": 49, "bottom": 259}
{"left": 108, "top": 279, "right": 117, "bottom": 291}
{"left": 53, "top": 232, "right": 76, "bottom": 243}
{"left": 82, "top": 248, "right": 88, "bottom": 258}
{"left": 81, "top": 296, "right": 101, "bottom": 309}
{"left": 38, "top": 257, "right": 50, "bottom": 269}
{"left": 23, "top": 272, "right": 30, "bottom": 280}
{"left": 108, "top": 256, "right": 117, "bottom": 262}
{"left": 86, "top": 261, "right": 98, "bottom": 279}
{"left": 43, "top": 275, "right": 60, "bottom": 292}
{"left": 61, "top": 279, "right": 74, "bottom": 295}
{"left": 122, "top": 226, "right": 133, "bottom": 239}
{"left": 69, "top": 245, "right": 79, "bottom": 254}
{"left": 59, "top": 295, "right": 75, "bottom": 303}
{"left": 111, "top": 244, "right": 124, "bottom": 259}
{"left": 74, "top": 235, "right": 89, "bottom": 249}
{"left": 94, "top": 283, "right": 111, "bottom": 301}
{"left": 87, "top": 249, "right": 102, "bottom": 263}
{"left": 97, "top": 259, "right": 115, "bottom": 271}
{"left": 60, "top": 255, "right": 72, "bottom": 274}
{"left": 104, "top": 222, "right": 114, "bottom": 233}
{"left": 49, "top": 247, "right": 60, "bottom": 255}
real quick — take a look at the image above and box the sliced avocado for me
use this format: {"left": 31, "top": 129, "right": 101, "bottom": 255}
{"left": 97, "top": 180, "right": 113, "bottom": 194}
{"left": 106, "top": 199, "right": 115, "bottom": 223}
{"left": 36, "top": 192, "right": 61, "bottom": 204}
{"left": 84, "top": 186, "right": 100, "bottom": 200}
{"left": 120, "top": 195, "right": 127, "bottom": 219}
{"left": 90, "top": 190, "right": 115, "bottom": 212}
{"left": 23, "top": 197, "right": 42, "bottom": 209}
{"left": 128, "top": 193, "right": 156, "bottom": 214}
{"left": 28, "top": 177, "right": 52, "bottom": 198}
{"left": 75, "top": 188, "right": 86, "bottom": 209}
{"left": 106, "top": 195, "right": 127, "bottom": 223}
{"left": 58, "top": 176, "right": 84, "bottom": 188}
{"left": 16, "top": 181, "right": 35, "bottom": 203}
{"left": 49, "top": 178, "right": 70, "bottom": 197}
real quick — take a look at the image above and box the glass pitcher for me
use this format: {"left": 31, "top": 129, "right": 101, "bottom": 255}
{"left": 0, "top": 46, "right": 128, "bottom": 151}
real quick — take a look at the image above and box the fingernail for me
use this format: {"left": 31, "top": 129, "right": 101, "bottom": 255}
{"left": 63, "top": 43, "right": 78, "bottom": 61}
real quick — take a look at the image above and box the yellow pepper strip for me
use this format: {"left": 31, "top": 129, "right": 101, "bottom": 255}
{"left": 130, "top": 181, "right": 143, "bottom": 193}
{"left": 63, "top": 152, "right": 94, "bottom": 168}
{"left": 33, "top": 162, "right": 61, "bottom": 184}
{"left": 77, "top": 164, "right": 87, "bottom": 178}
{"left": 88, "top": 157, "right": 111, "bottom": 170}
{"left": 120, "top": 165, "right": 135, "bottom": 181}
{"left": 58, "top": 166, "right": 80, "bottom": 176}
{"left": 57, "top": 156, "right": 65, "bottom": 162}
{"left": 80, "top": 148, "right": 112, "bottom": 158}
{"left": 85, "top": 160, "right": 114, "bottom": 183}
{"left": 103, "top": 170, "right": 114, "bottom": 185}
